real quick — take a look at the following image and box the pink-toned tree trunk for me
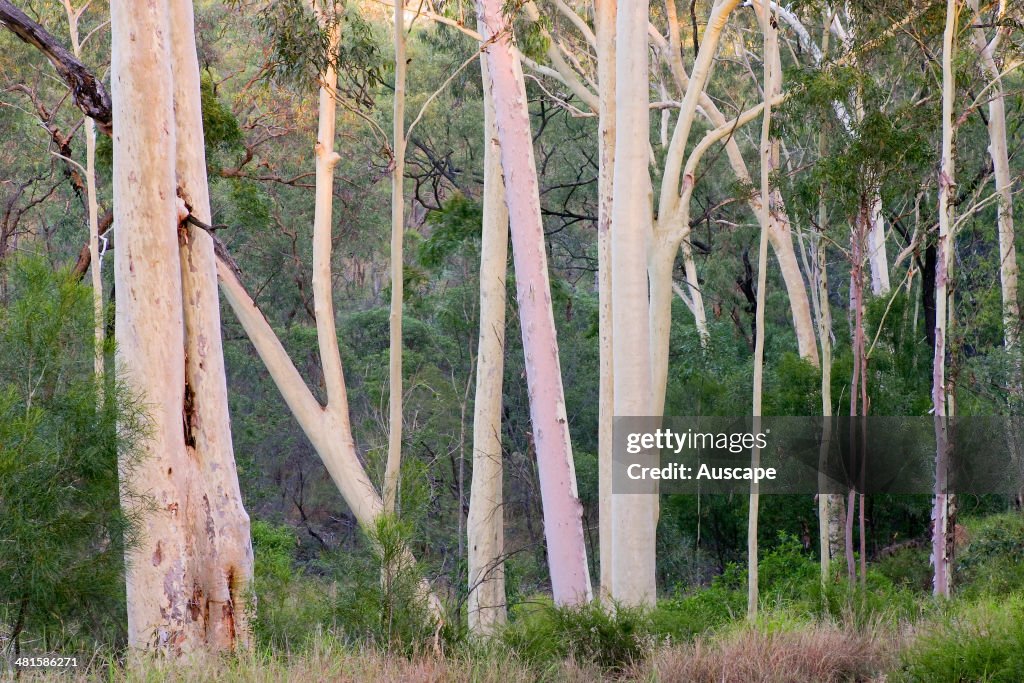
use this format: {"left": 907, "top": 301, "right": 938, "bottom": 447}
{"left": 476, "top": 0, "right": 592, "bottom": 605}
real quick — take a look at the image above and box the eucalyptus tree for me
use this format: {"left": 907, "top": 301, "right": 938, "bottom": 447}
{"left": 467, "top": 54, "right": 509, "bottom": 635}
{"left": 109, "top": 0, "right": 253, "bottom": 652}
{"left": 932, "top": 0, "right": 961, "bottom": 599}
{"left": 476, "top": 0, "right": 593, "bottom": 606}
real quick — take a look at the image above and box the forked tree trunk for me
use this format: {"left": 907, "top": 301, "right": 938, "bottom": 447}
{"left": 610, "top": 0, "right": 656, "bottom": 607}
{"left": 969, "top": 1, "right": 1019, "bottom": 352}
{"left": 217, "top": 2, "right": 442, "bottom": 616}
{"left": 595, "top": 0, "right": 616, "bottom": 598}
{"left": 111, "top": 0, "right": 252, "bottom": 652}
{"left": 467, "top": 53, "right": 509, "bottom": 635}
{"left": 476, "top": 0, "right": 592, "bottom": 605}
{"left": 383, "top": 0, "right": 407, "bottom": 515}
{"left": 932, "top": 0, "right": 959, "bottom": 598}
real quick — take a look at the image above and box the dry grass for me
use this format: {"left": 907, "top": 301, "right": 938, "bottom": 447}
{"left": 17, "top": 642, "right": 586, "bottom": 683}
{"left": 637, "top": 621, "right": 895, "bottom": 683}
{"left": 15, "top": 620, "right": 897, "bottom": 682}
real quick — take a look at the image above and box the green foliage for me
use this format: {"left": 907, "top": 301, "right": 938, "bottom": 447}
{"left": 956, "top": 513, "right": 1024, "bottom": 598}
{"left": 418, "top": 194, "right": 484, "bottom": 270}
{"left": 501, "top": 600, "right": 653, "bottom": 672}
{"left": 326, "top": 515, "right": 440, "bottom": 655}
{"left": 201, "top": 71, "right": 244, "bottom": 157}
{"left": 247, "top": 0, "right": 383, "bottom": 107}
{"left": 898, "top": 593, "right": 1024, "bottom": 682}
{"left": 251, "top": 521, "right": 336, "bottom": 650}
{"left": 0, "top": 258, "right": 143, "bottom": 654}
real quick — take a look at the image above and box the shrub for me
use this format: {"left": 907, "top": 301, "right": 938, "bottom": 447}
{"left": 955, "top": 513, "right": 1024, "bottom": 598}
{"left": 250, "top": 521, "right": 335, "bottom": 650}
{"left": 898, "top": 593, "right": 1024, "bottom": 682}
{"left": 501, "top": 600, "right": 653, "bottom": 672}
{"left": 327, "top": 515, "right": 440, "bottom": 655}
{"left": 0, "top": 259, "right": 144, "bottom": 655}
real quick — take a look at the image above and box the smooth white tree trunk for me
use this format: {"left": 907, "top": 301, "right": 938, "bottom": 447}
{"left": 384, "top": 0, "right": 407, "bottom": 515}
{"left": 609, "top": 0, "right": 657, "bottom": 608}
{"left": 969, "top": 1, "right": 1019, "bottom": 351}
{"left": 476, "top": 0, "right": 592, "bottom": 605}
{"left": 595, "top": 0, "right": 616, "bottom": 599}
{"left": 111, "top": 0, "right": 252, "bottom": 652}
{"left": 167, "top": 0, "right": 254, "bottom": 648}
{"left": 932, "top": 0, "right": 959, "bottom": 599}
{"left": 748, "top": 0, "right": 777, "bottom": 619}
{"left": 467, "top": 53, "right": 509, "bottom": 635}
{"left": 61, "top": 1, "right": 103, "bottom": 384}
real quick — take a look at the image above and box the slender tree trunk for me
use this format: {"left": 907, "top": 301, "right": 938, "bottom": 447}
{"left": 467, "top": 53, "right": 509, "bottom": 635}
{"left": 969, "top": 1, "right": 1019, "bottom": 353}
{"left": 814, "top": 128, "right": 838, "bottom": 582}
{"left": 476, "top": 0, "right": 592, "bottom": 605}
{"left": 61, "top": 1, "right": 103, "bottom": 384}
{"left": 384, "top": 0, "right": 407, "bottom": 515}
{"left": 748, "top": 0, "right": 777, "bottom": 619}
{"left": 932, "top": 0, "right": 959, "bottom": 598}
{"left": 595, "top": 0, "right": 616, "bottom": 599}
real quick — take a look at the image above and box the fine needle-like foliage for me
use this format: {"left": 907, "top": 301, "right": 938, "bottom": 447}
{"left": 0, "top": 258, "right": 145, "bottom": 658}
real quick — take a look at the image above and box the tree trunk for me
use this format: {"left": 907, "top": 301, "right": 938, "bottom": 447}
{"left": 595, "top": 0, "right": 616, "bottom": 599}
{"left": 609, "top": 0, "right": 657, "bottom": 608}
{"left": 384, "top": 0, "right": 407, "bottom": 515}
{"left": 969, "top": 2, "right": 1019, "bottom": 351}
{"left": 112, "top": 0, "right": 192, "bottom": 650}
{"left": 748, "top": 0, "right": 777, "bottom": 619}
{"left": 167, "top": 0, "right": 254, "bottom": 649}
{"left": 932, "top": 0, "right": 959, "bottom": 598}
{"left": 467, "top": 53, "right": 509, "bottom": 635}
{"left": 111, "top": 0, "right": 252, "bottom": 653}
{"left": 476, "top": 0, "right": 592, "bottom": 605}
{"left": 60, "top": 1, "right": 103, "bottom": 386}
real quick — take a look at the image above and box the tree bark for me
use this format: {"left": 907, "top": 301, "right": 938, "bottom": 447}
{"left": 167, "top": 0, "right": 254, "bottom": 648}
{"left": 595, "top": 0, "right": 616, "bottom": 599}
{"left": 467, "top": 52, "right": 509, "bottom": 635}
{"left": 476, "top": 0, "right": 592, "bottom": 605}
{"left": 609, "top": 0, "right": 657, "bottom": 608}
{"left": 384, "top": 0, "right": 407, "bottom": 515}
{"left": 932, "top": 0, "right": 959, "bottom": 599}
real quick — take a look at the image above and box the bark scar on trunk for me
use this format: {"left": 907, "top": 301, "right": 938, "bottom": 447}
{"left": 183, "top": 377, "right": 197, "bottom": 449}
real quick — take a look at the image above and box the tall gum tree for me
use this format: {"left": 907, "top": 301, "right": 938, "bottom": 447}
{"left": 475, "top": 0, "right": 593, "bottom": 605}
{"left": 595, "top": 0, "right": 616, "bottom": 598}
{"left": 932, "top": 0, "right": 960, "bottom": 599}
{"left": 467, "top": 51, "right": 510, "bottom": 634}
{"left": 110, "top": 0, "right": 252, "bottom": 652}
{"left": 610, "top": 0, "right": 656, "bottom": 606}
